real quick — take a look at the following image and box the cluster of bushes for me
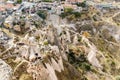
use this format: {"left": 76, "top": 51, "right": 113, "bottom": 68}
{"left": 60, "top": 8, "right": 81, "bottom": 19}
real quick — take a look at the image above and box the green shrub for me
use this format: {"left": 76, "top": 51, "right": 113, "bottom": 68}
{"left": 60, "top": 12, "right": 81, "bottom": 19}
{"left": 72, "top": 12, "right": 81, "bottom": 17}
{"left": 76, "top": 1, "right": 87, "bottom": 7}
{"left": 37, "top": 10, "right": 47, "bottom": 19}
{"left": 42, "top": 0, "right": 52, "bottom": 2}
{"left": 59, "top": 13, "right": 67, "bottom": 18}
{"left": 80, "top": 62, "right": 91, "bottom": 71}
{"left": 64, "top": 8, "right": 73, "bottom": 13}
{"left": 17, "top": 0, "right": 22, "bottom": 4}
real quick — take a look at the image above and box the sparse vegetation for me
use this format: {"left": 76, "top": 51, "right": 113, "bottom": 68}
{"left": 0, "top": 0, "right": 120, "bottom": 80}
{"left": 60, "top": 8, "right": 81, "bottom": 19}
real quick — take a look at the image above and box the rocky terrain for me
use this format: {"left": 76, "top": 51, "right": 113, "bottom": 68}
{"left": 0, "top": 1, "right": 120, "bottom": 80}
